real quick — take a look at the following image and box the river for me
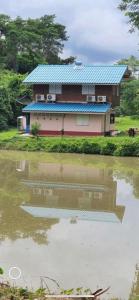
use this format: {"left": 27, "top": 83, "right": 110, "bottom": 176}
{"left": 0, "top": 151, "right": 139, "bottom": 299}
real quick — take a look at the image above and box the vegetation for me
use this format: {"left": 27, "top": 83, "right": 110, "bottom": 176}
{"left": 116, "top": 116, "right": 139, "bottom": 131}
{"left": 0, "top": 128, "right": 139, "bottom": 156}
{"left": 31, "top": 122, "right": 41, "bottom": 137}
{"left": 119, "top": 0, "right": 139, "bottom": 32}
{"left": 117, "top": 55, "right": 139, "bottom": 69}
{"left": 0, "top": 14, "right": 75, "bottom": 73}
{"left": 0, "top": 70, "right": 31, "bottom": 130}
{"left": 115, "top": 79, "right": 139, "bottom": 117}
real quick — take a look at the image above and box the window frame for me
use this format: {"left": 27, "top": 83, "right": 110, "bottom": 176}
{"left": 49, "top": 84, "right": 62, "bottom": 94}
{"left": 82, "top": 84, "right": 95, "bottom": 95}
{"left": 76, "top": 114, "right": 90, "bottom": 126}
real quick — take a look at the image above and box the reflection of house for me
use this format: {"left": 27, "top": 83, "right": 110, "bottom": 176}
{"left": 19, "top": 160, "right": 125, "bottom": 223}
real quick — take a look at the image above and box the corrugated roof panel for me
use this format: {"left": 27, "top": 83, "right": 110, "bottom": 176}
{"left": 22, "top": 102, "right": 111, "bottom": 113}
{"left": 23, "top": 64, "right": 128, "bottom": 85}
{"left": 21, "top": 206, "right": 120, "bottom": 223}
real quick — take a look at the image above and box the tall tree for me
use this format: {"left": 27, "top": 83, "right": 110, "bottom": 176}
{"left": 0, "top": 14, "right": 75, "bottom": 73}
{"left": 119, "top": 0, "right": 139, "bottom": 31}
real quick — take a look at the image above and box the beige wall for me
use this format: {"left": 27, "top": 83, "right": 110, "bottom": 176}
{"left": 30, "top": 113, "right": 105, "bottom": 133}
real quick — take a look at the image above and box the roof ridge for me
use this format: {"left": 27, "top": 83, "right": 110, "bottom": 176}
{"left": 37, "top": 64, "right": 127, "bottom": 67}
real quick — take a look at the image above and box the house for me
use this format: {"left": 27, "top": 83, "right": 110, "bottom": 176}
{"left": 22, "top": 62, "right": 129, "bottom": 136}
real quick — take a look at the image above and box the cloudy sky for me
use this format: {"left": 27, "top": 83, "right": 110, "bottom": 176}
{"left": 0, "top": 0, "right": 139, "bottom": 63}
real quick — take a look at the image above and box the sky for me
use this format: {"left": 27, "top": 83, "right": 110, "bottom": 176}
{"left": 0, "top": 0, "right": 139, "bottom": 64}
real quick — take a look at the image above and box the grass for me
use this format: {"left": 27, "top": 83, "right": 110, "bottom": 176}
{"left": 0, "top": 128, "right": 18, "bottom": 140}
{"left": 115, "top": 116, "right": 139, "bottom": 131}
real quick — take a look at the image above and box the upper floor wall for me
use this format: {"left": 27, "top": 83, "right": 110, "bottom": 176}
{"left": 33, "top": 84, "right": 120, "bottom": 107}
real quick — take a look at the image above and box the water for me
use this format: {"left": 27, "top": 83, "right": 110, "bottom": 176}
{"left": 0, "top": 151, "right": 139, "bottom": 299}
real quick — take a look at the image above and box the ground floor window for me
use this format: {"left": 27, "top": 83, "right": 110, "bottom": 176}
{"left": 76, "top": 115, "right": 89, "bottom": 126}
{"left": 110, "top": 113, "right": 115, "bottom": 124}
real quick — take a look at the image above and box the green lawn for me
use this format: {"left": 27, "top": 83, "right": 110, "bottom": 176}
{"left": 0, "top": 128, "right": 18, "bottom": 140}
{"left": 116, "top": 116, "right": 139, "bottom": 131}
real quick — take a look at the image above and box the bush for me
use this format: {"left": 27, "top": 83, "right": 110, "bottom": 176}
{"left": 131, "top": 115, "right": 139, "bottom": 120}
{"left": 80, "top": 141, "right": 101, "bottom": 154}
{"left": 100, "top": 142, "right": 117, "bottom": 155}
{"left": 114, "top": 142, "right": 137, "bottom": 156}
{"left": 31, "top": 122, "right": 40, "bottom": 137}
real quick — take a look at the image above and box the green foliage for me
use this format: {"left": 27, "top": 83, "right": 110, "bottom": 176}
{"left": 1, "top": 132, "right": 139, "bottom": 156}
{"left": 116, "top": 116, "right": 139, "bottom": 131}
{"left": 0, "top": 267, "right": 4, "bottom": 275}
{"left": 100, "top": 142, "right": 117, "bottom": 155}
{"left": 118, "top": 80, "right": 139, "bottom": 116}
{"left": 0, "top": 70, "right": 31, "bottom": 130}
{"left": 0, "top": 14, "right": 75, "bottom": 73}
{"left": 31, "top": 122, "right": 41, "bottom": 137}
{"left": 119, "top": 0, "right": 139, "bottom": 31}
{"left": 117, "top": 56, "right": 139, "bottom": 71}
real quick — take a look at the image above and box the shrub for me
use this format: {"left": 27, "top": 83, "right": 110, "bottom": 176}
{"left": 100, "top": 142, "right": 117, "bottom": 155}
{"left": 80, "top": 140, "right": 101, "bottom": 154}
{"left": 131, "top": 115, "right": 139, "bottom": 120}
{"left": 31, "top": 122, "right": 40, "bottom": 137}
{"left": 114, "top": 142, "right": 137, "bottom": 156}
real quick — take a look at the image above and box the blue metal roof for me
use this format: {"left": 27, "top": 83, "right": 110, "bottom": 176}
{"left": 23, "top": 102, "right": 111, "bottom": 113}
{"left": 23, "top": 64, "right": 128, "bottom": 85}
{"left": 21, "top": 206, "right": 120, "bottom": 223}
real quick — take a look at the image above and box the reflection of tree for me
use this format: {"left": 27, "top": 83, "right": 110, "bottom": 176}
{"left": 129, "top": 264, "right": 139, "bottom": 300}
{"left": 0, "top": 160, "right": 59, "bottom": 244}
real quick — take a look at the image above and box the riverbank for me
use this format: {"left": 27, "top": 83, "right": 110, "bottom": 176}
{"left": 0, "top": 130, "right": 139, "bottom": 156}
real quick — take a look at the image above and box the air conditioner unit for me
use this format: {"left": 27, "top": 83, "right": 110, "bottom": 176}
{"left": 97, "top": 96, "right": 107, "bottom": 103}
{"left": 47, "top": 94, "right": 56, "bottom": 102}
{"left": 36, "top": 94, "right": 45, "bottom": 102}
{"left": 86, "top": 95, "right": 96, "bottom": 102}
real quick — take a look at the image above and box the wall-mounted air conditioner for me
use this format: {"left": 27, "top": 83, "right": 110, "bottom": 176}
{"left": 97, "top": 96, "right": 107, "bottom": 103}
{"left": 86, "top": 95, "right": 96, "bottom": 102}
{"left": 47, "top": 94, "right": 56, "bottom": 102}
{"left": 36, "top": 94, "right": 45, "bottom": 102}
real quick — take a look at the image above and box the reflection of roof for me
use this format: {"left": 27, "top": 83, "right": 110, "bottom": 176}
{"left": 21, "top": 180, "right": 108, "bottom": 191}
{"left": 21, "top": 206, "right": 121, "bottom": 223}
{"left": 23, "top": 64, "right": 128, "bottom": 84}
{"left": 23, "top": 103, "right": 111, "bottom": 114}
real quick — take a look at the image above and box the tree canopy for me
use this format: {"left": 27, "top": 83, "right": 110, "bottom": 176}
{"left": 0, "top": 14, "right": 75, "bottom": 73}
{"left": 119, "top": 0, "right": 139, "bottom": 31}
{"left": 118, "top": 56, "right": 139, "bottom": 68}
{"left": 117, "top": 79, "right": 139, "bottom": 116}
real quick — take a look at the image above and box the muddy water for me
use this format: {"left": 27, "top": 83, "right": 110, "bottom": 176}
{"left": 0, "top": 151, "right": 139, "bottom": 299}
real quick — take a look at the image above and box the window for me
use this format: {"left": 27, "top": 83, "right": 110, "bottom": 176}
{"left": 82, "top": 84, "right": 95, "bottom": 95}
{"left": 76, "top": 115, "right": 89, "bottom": 126}
{"left": 110, "top": 114, "right": 115, "bottom": 124}
{"left": 49, "top": 84, "right": 62, "bottom": 94}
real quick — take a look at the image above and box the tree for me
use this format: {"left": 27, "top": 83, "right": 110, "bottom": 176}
{"left": 0, "top": 70, "right": 31, "bottom": 130}
{"left": 117, "top": 56, "right": 139, "bottom": 72}
{"left": 119, "top": 80, "right": 139, "bottom": 116}
{"left": 119, "top": 0, "right": 139, "bottom": 31}
{"left": 0, "top": 14, "right": 75, "bottom": 73}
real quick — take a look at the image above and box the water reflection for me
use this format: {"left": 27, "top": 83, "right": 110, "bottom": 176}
{"left": 18, "top": 160, "right": 125, "bottom": 223}
{"left": 0, "top": 158, "right": 58, "bottom": 244}
{"left": 0, "top": 152, "right": 139, "bottom": 299}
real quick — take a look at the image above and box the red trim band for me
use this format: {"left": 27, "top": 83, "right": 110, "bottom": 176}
{"left": 38, "top": 130, "right": 104, "bottom": 136}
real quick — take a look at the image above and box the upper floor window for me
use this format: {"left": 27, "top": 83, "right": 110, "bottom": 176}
{"left": 82, "top": 84, "right": 95, "bottom": 95}
{"left": 49, "top": 84, "right": 62, "bottom": 94}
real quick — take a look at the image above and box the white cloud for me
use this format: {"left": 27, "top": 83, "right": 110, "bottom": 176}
{"left": 0, "top": 0, "right": 139, "bottom": 63}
